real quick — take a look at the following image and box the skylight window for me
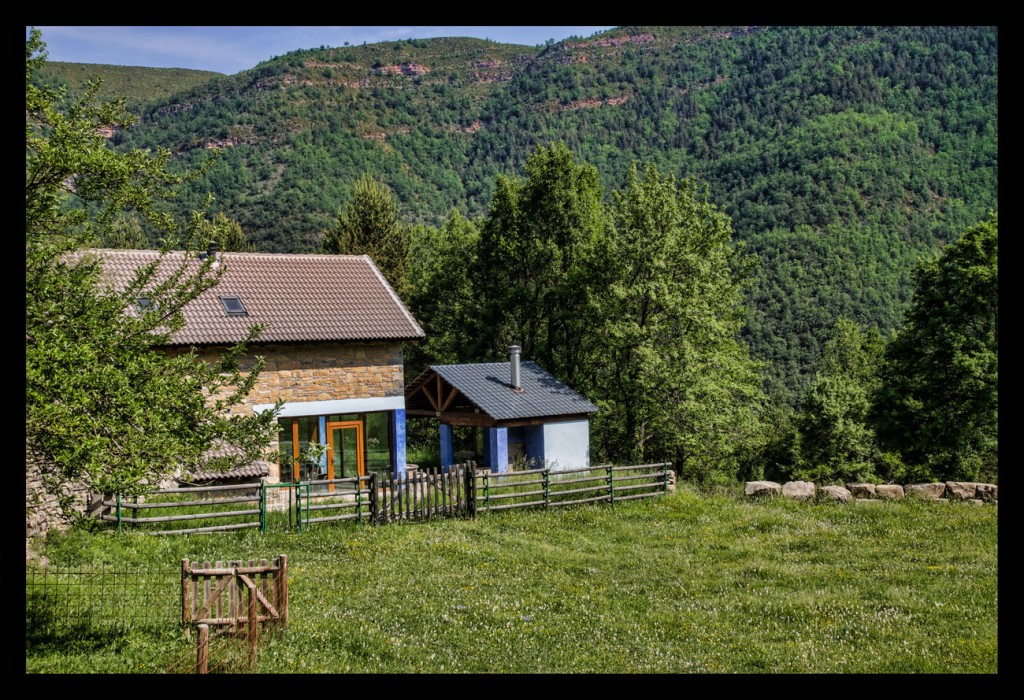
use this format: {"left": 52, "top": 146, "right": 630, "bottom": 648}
{"left": 219, "top": 296, "right": 248, "bottom": 316}
{"left": 135, "top": 297, "right": 154, "bottom": 312}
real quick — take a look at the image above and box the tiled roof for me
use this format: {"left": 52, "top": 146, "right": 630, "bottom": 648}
{"left": 185, "top": 461, "right": 271, "bottom": 483}
{"left": 84, "top": 249, "right": 424, "bottom": 345}
{"left": 425, "top": 361, "right": 598, "bottom": 421}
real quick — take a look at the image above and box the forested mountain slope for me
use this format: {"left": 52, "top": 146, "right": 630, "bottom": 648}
{"left": 38, "top": 61, "right": 223, "bottom": 107}
{"left": 105, "top": 26, "right": 997, "bottom": 398}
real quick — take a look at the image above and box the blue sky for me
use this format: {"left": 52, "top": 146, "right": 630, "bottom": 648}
{"left": 31, "top": 26, "right": 617, "bottom": 75}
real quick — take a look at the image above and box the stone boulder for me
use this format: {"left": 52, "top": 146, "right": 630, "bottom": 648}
{"left": 975, "top": 483, "right": 998, "bottom": 502}
{"left": 905, "top": 483, "right": 946, "bottom": 500}
{"left": 818, "top": 485, "right": 852, "bottom": 503}
{"left": 875, "top": 484, "right": 905, "bottom": 500}
{"left": 745, "top": 481, "right": 781, "bottom": 497}
{"left": 782, "top": 481, "right": 816, "bottom": 500}
{"left": 965, "top": 498, "right": 984, "bottom": 506}
{"left": 846, "top": 483, "right": 876, "bottom": 498}
{"left": 945, "top": 482, "right": 981, "bottom": 500}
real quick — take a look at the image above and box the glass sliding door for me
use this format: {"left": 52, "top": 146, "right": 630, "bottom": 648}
{"left": 364, "top": 411, "right": 393, "bottom": 479}
{"left": 280, "top": 411, "right": 395, "bottom": 486}
{"left": 327, "top": 421, "right": 364, "bottom": 491}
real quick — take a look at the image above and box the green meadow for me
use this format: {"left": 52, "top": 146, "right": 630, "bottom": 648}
{"left": 26, "top": 487, "right": 997, "bottom": 674}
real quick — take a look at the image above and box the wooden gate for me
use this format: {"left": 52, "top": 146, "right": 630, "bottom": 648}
{"left": 181, "top": 556, "right": 287, "bottom": 633}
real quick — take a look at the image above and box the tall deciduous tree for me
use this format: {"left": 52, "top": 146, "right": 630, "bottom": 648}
{"left": 405, "top": 211, "right": 479, "bottom": 370}
{"left": 596, "top": 163, "right": 764, "bottom": 481}
{"left": 323, "top": 174, "right": 411, "bottom": 297}
{"left": 874, "top": 213, "right": 998, "bottom": 481}
{"left": 202, "top": 211, "right": 255, "bottom": 252}
{"left": 471, "top": 142, "right": 609, "bottom": 388}
{"left": 789, "top": 318, "right": 886, "bottom": 484}
{"left": 26, "top": 29, "right": 277, "bottom": 517}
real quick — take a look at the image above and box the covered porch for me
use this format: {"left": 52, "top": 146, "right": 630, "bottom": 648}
{"left": 404, "top": 346, "right": 598, "bottom": 473}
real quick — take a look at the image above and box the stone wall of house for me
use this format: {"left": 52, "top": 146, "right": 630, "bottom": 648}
{"left": 193, "top": 340, "right": 405, "bottom": 486}
{"left": 188, "top": 341, "right": 406, "bottom": 415}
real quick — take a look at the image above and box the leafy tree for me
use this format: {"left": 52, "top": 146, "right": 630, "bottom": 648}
{"left": 874, "top": 214, "right": 998, "bottom": 482}
{"left": 471, "top": 142, "right": 609, "bottom": 388}
{"left": 322, "top": 174, "right": 411, "bottom": 297}
{"left": 595, "top": 163, "right": 765, "bottom": 482}
{"left": 95, "top": 212, "right": 148, "bottom": 249}
{"left": 789, "top": 319, "right": 887, "bottom": 484}
{"left": 405, "top": 211, "right": 479, "bottom": 371}
{"left": 25, "top": 29, "right": 278, "bottom": 518}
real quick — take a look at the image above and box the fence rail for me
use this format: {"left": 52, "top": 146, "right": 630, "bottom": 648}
{"left": 181, "top": 554, "right": 287, "bottom": 670}
{"left": 94, "top": 462, "right": 672, "bottom": 534}
{"left": 475, "top": 463, "right": 672, "bottom": 514}
{"left": 99, "top": 483, "right": 264, "bottom": 535}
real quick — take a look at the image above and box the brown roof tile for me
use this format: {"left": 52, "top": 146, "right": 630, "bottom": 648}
{"left": 85, "top": 249, "right": 424, "bottom": 345}
{"left": 185, "top": 461, "right": 271, "bottom": 483}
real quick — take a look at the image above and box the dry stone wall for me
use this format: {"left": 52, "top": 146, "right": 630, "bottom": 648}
{"left": 745, "top": 480, "right": 997, "bottom": 505}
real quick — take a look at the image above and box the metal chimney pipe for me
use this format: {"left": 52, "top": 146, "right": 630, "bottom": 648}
{"left": 207, "top": 240, "right": 219, "bottom": 261}
{"left": 509, "top": 345, "right": 521, "bottom": 391}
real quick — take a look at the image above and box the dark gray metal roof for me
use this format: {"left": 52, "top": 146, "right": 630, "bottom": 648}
{"left": 431, "top": 361, "right": 598, "bottom": 421}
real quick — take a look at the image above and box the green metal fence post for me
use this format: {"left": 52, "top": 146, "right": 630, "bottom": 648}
{"left": 543, "top": 468, "right": 550, "bottom": 508}
{"left": 663, "top": 463, "right": 670, "bottom": 493}
{"left": 302, "top": 482, "right": 306, "bottom": 531}
{"left": 608, "top": 464, "right": 615, "bottom": 506}
{"left": 260, "top": 482, "right": 266, "bottom": 533}
{"left": 484, "top": 470, "right": 491, "bottom": 514}
{"left": 115, "top": 492, "right": 122, "bottom": 533}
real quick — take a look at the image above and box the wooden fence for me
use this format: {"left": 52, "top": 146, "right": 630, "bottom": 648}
{"left": 181, "top": 556, "right": 288, "bottom": 671}
{"left": 474, "top": 463, "right": 673, "bottom": 514}
{"left": 97, "top": 463, "right": 672, "bottom": 534}
{"left": 295, "top": 466, "right": 470, "bottom": 529}
{"left": 98, "top": 483, "right": 263, "bottom": 535}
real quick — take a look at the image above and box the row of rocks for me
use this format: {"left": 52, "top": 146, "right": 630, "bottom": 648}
{"left": 744, "top": 480, "right": 997, "bottom": 505}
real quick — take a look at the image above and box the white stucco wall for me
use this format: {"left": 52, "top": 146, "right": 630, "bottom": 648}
{"left": 542, "top": 419, "right": 590, "bottom": 471}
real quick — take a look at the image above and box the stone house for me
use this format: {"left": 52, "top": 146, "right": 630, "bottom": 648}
{"left": 88, "top": 245, "right": 425, "bottom": 488}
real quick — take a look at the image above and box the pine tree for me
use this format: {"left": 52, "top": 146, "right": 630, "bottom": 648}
{"left": 323, "top": 174, "right": 411, "bottom": 297}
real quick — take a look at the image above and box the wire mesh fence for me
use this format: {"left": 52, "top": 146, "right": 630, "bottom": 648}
{"left": 26, "top": 558, "right": 287, "bottom": 673}
{"left": 26, "top": 563, "right": 180, "bottom": 646}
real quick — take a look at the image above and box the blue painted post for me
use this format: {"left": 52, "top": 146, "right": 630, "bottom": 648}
{"left": 392, "top": 409, "right": 407, "bottom": 479}
{"left": 318, "top": 416, "right": 328, "bottom": 478}
{"left": 488, "top": 427, "right": 509, "bottom": 473}
{"left": 440, "top": 423, "right": 453, "bottom": 469}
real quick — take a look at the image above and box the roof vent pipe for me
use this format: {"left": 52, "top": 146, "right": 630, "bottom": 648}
{"left": 207, "top": 240, "right": 219, "bottom": 261}
{"left": 509, "top": 345, "right": 522, "bottom": 391}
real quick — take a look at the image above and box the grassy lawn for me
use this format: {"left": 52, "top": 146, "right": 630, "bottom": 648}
{"left": 26, "top": 487, "right": 997, "bottom": 673}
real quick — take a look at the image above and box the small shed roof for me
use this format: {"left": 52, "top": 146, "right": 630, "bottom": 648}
{"left": 407, "top": 361, "right": 598, "bottom": 423}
